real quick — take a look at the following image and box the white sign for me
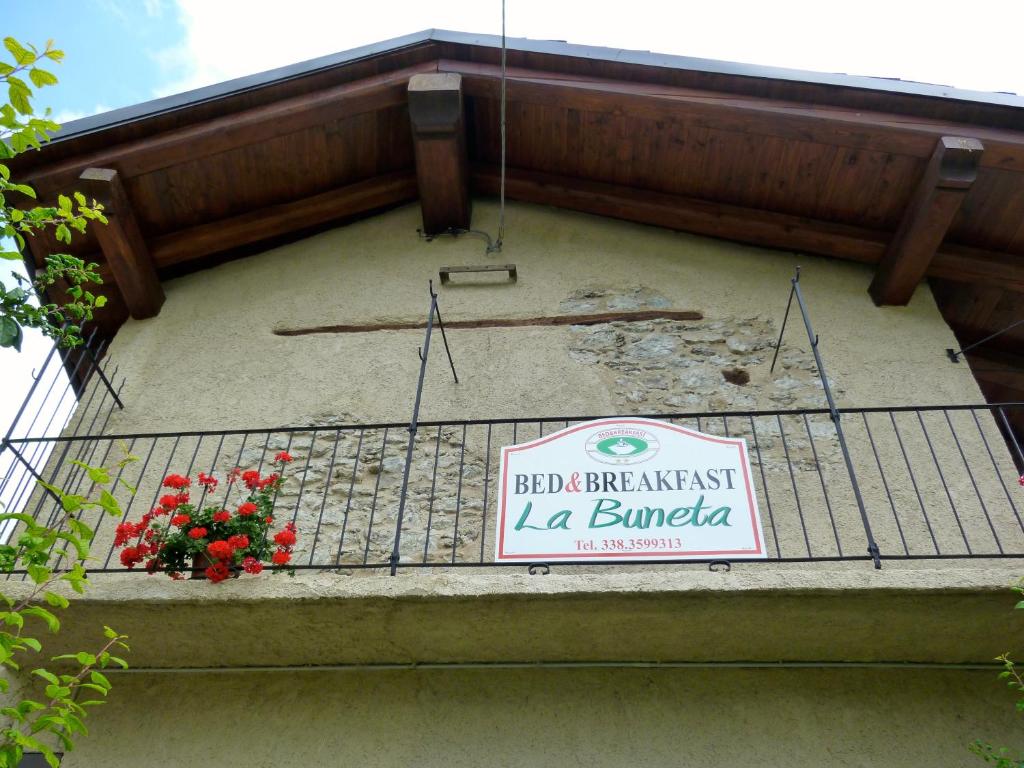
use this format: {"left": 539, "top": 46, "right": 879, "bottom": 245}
{"left": 495, "top": 418, "right": 766, "bottom": 562}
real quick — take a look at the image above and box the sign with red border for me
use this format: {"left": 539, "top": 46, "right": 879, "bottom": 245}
{"left": 495, "top": 418, "right": 766, "bottom": 562}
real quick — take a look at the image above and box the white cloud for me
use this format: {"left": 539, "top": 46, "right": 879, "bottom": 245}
{"left": 153, "top": 0, "right": 1024, "bottom": 99}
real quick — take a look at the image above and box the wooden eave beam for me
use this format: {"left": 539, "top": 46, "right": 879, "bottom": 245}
{"left": 869, "top": 137, "right": 984, "bottom": 305}
{"left": 407, "top": 73, "right": 471, "bottom": 234}
{"left": 78, "top": 167, "right": 164, "bottom": 319}
{"left": 149, "top": 171, "right": 418, "bottom": 267}
{"left": 471, "top": 165, "right": 1024, "bottom": 293}
{"left": 21, "top": 62, "right": 436, "bottom": 195}
{"left": 441, "top": 60, "right": 1024, "bottom": 171}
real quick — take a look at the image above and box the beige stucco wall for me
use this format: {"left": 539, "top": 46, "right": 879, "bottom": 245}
{"left": 103, "top": 200, "right": 986, "bottom": 431}
{"left": 58, "top": 667, "right": 1022, "bottom": 768}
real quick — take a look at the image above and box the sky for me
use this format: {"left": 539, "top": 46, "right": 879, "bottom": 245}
{"left": 3, "top": 0, "right": 1024, "bottom": 436}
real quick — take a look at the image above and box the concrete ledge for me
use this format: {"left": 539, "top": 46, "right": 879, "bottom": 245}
{"left": 14, "top": 564, "right": 1024, "bottom": 668}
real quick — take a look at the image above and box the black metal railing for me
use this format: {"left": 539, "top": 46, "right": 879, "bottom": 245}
{"left": 3, "top": 403, "right": 1022, "bottom": 575}
{"left": 0, "top": 329, "right": 125, "bottom": 542}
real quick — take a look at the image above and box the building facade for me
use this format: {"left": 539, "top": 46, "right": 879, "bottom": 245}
{"left": 4, "top": 31, "right": 1024, "bottom": 767}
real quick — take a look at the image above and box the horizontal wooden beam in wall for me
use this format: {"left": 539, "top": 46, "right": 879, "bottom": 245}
{"left": 472, "top": 165, "right": 1024, "bottom": 293}
{"left": 149, "top": 171, "right": 419, "bottom": 266}
{"left": 443, "top": 60, "right": 1024, "bottom": 172}
{"left": 23, "top": 62, "right": 436, "bottom": 195}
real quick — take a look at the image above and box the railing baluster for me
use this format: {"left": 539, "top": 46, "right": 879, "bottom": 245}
{"left": 803, "top": 413, "right": 842, "bottom": 556}
{"left": 889, "top": 412, "right": 939, "bottom": 555}
{"left": 861, "top": 412, "right": 908, "bottom": 556}
{"left": 972, "top": 409, "right": 1024, "bottom": 536}
{"left": 777, "top": 414, "right": 811, "bottom": 558}
{"left": 917, "top": 411, "right": 971, "bottom": 554}
{"left": 944, "top": 410, "right": 1002, "bottom": 554}
{"left": 748, "top": 415, "right": 781, "bottom": 559}
{"left": 450, "top": 424, "right": 467, "bottom": 565}
{"left": 336, "top": 429, "right": 365, "bottom": 565}
{"left": 362, "top": 427, "right": 390, "bottom": 566}
{"left": 479, "top": 423, "right": 493, "bottom": 564}
{"left": 422, "top": 425, "right": 443, "bottom": 564}
{"left": 309, "top": 428, "right": 342, "bottom": 565}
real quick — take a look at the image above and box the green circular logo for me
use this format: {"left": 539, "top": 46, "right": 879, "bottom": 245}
{"left": 596, "top": 437, "right": 648, "bottom": 457}
{"left": 585, "top": 428, "right": 660, "bottom": 465}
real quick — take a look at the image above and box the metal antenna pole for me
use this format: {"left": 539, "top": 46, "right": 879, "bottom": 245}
{"left": 390, "top": 280, "right": 457, "bottom": 574}
{"left": 789, "top": 269, "right": 882, "bottom": 569}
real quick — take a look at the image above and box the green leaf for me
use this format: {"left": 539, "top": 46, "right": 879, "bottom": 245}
{"left": 26, "top": 564, "right": 50, "bottom": 585}
{"left": 31, "top": 668, "right": 58, "bottom": 685}
{"left": 43, "top": 592, "right": 69, "bottom": 610}
{"left": 28, "top": 68, "right": 57, "bottom": 88}
{"left": 95, "top": 295, "right": 108, "bottom": 308}
{"left": 98, "top": 489, "right": 120, "bottom": 516}
{"left": 20, "top": 637, "right": 40, "bottom": 653}
{"left": 90, "top": 670, "right": 111, "bottom": 689}
{"left": 22, "top": 606, "right": 59, "bottom": 633}
{"left": 3, "top": 38, "right": 35, "bottom": 66}
{"left": 0, "top": 316, "right": 23, "bottom": 351}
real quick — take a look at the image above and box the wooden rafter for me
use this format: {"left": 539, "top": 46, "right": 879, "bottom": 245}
{"left": 23, "top": 63, "right": 436, "bottom": 194}
{"left": 442, "top": 59, "right": 1024, "bottom": 172}
{"left": 407, "top": 73, "right": 471, "bottom": 234}
{"left": 149, "top": 172, "right": 418, "bottom": 267}
{"left": 78, "top": 167, "right": 164, "bottom": 319}
{"left": 472, "top": 165, "right": 1024, "bottom": 293}
{"left": 869, "top": 137, "right": 984, "bottom": 305}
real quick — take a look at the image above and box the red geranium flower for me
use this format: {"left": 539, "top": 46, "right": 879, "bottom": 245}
{"left": 242, "top": 556, "right": 263, "bottom": 575}
{"left": 237, "top": 502, "right": 258, "bottom": 516}
{"left": 275, "top": 451, "right": 294, "bottom": 463}
{"left": 227, "top": 534, "right": 249, "bottom": 550}
{"left": 120, "top": 546, "right": 143, "bottom": 568}
{"left": 171, "top": 513, "right": 191, "bottom": 527}
{"left": 271, "top": 549, "right": 292, "bottom": 565}
{"left": 258, "top": 473, "right": 280, "bottom": 490}
{"left": 145, "top": 558, "right": 161, "bottom": 574}
{"left": 207, "top": 540, "right": 234, "bottom": 560}
{"left": 159, "top": 494, "right": 181, "bottom": 511}
{"left": 198, "top": 472, "right": 219, "bottom": 490}
{"left": 205, "top": 562, "right": 231, "bottom": 583}
{"left": 212, "top": 510, "right": 230, "bottom": 523}
{"left": 163, "top": 474, "right": 191, "bottom": 489}
{"left": 188, "top": 527, "right": 208, "bottom": 540}
{"left": 241, "top": 470, "right": 261, "bottom": 490}
{"left": 274, "top": 529, "right": 297, "bottom": 547}
{"left": 1019, "top": 474, "right": 1024, "bottom": 487}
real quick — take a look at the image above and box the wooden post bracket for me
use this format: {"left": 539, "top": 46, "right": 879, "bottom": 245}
{"left": 869, "top": 136, "right": 984, "bottom": 306}
{"left": 78, "top": 167, "right": 164, "bottom": 319}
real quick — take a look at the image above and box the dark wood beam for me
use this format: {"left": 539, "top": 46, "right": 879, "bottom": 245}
{"left": 407, "top": 73, "right": 470, "bottom": 234}
{"left": 149, "top": 171, "right": 418, "bottom": 266}
{"left": 24, "top": 63, "right": 436, "bottom": 194}
{"left": 869, "top": 137, "right": 984, "bottom": 305}
{"left": 472, "top": 164, "right": 1024, "bottom": 293}
{"left": 78, "top": 167, "right": 164, "bottom": 319}
{"left": 442, "top": 60, "right": 1024, "bottom": 172}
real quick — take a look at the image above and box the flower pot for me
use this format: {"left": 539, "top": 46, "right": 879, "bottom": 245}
{"left": 190, "top": 552, "right": 240, "bottom": 580}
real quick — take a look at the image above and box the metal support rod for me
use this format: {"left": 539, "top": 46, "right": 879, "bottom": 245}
{"left": 1, "top": 438, "right": 63, "bottom": 506}
{"left": 946, "top": 318, "right": 1024, "bottom": 363}
{"left": 790, "top": 269, "right": 882, "bottom": 569}
{"left": 770, "top": 270, "right": 797, "bottom": 374}
{"left": 433, "top": 303, "right": 459, "bottom": 384}
{"left": 390, "top": 281, "right": 447, "bottom": 574}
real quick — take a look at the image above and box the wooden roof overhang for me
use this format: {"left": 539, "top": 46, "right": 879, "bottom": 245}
{"left": 10, "top": 29, "right": 1024, "bottom": 409}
